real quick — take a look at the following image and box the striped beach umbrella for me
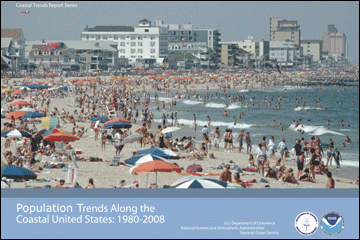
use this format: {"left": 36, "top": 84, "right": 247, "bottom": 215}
{"left": 42, "top": 128, "right": 67, "bottom": 137}
{"left": 1, "top": 129, "right": 33, "bottom": 138}
{"left": 135, "top": 148, "right": 180, "bottom": 159}
{"left": 171, "top": 178, "right": 227, "bottom": 189}
{"left": 125, "top": 154, "right": 170, "bottom": 166}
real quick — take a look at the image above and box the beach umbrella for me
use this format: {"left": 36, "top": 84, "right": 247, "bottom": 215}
{"left": 135, "top": 148, "right": 180, "bottom": 159}
{"left": 20, "top": 107, "right": 35, "bottom": 112}
{"left": 103, "top": 118, "right": 131, "bottom": 125}
{"left": 11, "top": 89, "right": 25, "bottom": 96}
{"left": 186, "top": 164, "right": 203, "bottom": 173}
{"left": 3, "top": 77, "right": 11, "bottom": 81}
{"left": 57, "top": 86, "right": 68, "bottom": 91}
{"left": 1, "top": 88, "right": 13, "bottom": 93}
{"left": 1, "top": 165, "right": 37, "bottom": 180}
{"left": 11, "top": 100, "right": 31, "bottom": 106}
{"left": 43, "top": 132, "right": 80, "bottom": 142}
{"left": 130, "top": 160, "right": 182, "bottom": 187}
{"left": 5, "top": 111, "right": 27, "bottom": 119}
{"left": 125, "top": 154, "right": 171, "bottom": 166}
{"left": 27, "top": 84, "right": 40, "bottom": 89}
{"left": 1, "top": 129, "right": 33, "bottom": 138}
{"left": 41, "top": 117, "right": 58, "bottom": 128}
{"left": 1, "top": 181, "right": 10, "bottom": 188}
{"left": 103, "top": 122, "right": 132, "bottom": 129}
{"left": 120, "top": 133, "right": 144, "bottom": 145}
{"left": 20, "top": 112, "right": 46, "bottom": 119}
{"left": 161, "top": 126, "right": 181, "bottom": 134}
{"left": 1, "top": 114, "right": 5, "bottom": 118}
{"left": 171, "top": 178, "right": 227, "bottom": 189}
{"left": 90, "top": 116, "right": 109, "bottom": 122}
{"left": 42, "top": 128, "right": 67, "bottom": 137}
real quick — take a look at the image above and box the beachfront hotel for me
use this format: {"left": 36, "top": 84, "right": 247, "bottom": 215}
{"left": 81, "top": 19, "right": 169, "bottom": 67}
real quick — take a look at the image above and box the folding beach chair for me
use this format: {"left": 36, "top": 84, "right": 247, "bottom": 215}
{"left": 110, "top": 155, "right": 121, "bottom": 166}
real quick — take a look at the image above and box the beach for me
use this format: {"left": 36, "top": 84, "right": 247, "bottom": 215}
{"left": 1, "top": 70, "right": 359, "bottom": 189}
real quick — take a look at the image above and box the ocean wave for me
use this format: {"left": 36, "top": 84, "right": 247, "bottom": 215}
{"left": 294, "top": 107, "right": 324, "bottom": 111}
{"left": 289, "top": 124, "right": 344, "bottom": 136}
{"left": 182, "top": 100, "right": 203, "bottom": 105}
{"left": 204, "top": 103, "right": 227, "bottom": 109}
{"left": 170, "top": 118, "right": 255, "bottom": 129}
{"left": 226, "top": 104, "right": 242, "bottom": 110}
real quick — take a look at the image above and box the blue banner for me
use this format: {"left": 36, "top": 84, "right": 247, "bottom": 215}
{"left": 1, "top": 194, "right": 359, "bottom": 239}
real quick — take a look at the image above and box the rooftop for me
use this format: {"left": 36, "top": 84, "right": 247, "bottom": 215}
{"left": 83, "top": 25, "right": 134, "bottom": 32}
{"left": 27, "top": 40, "right": 118, "bottom": 52}
{"left": 1, "top": 29, "right": 22, "bottom": 39}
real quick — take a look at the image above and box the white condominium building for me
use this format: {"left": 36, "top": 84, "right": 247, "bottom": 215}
{"left": 81, "top": 19, "right": 169, "bottom": 65}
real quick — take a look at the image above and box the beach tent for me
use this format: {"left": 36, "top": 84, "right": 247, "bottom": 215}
{"left": 1, "top": 165, "right": 37, "bottom": 180}
{"left": 135, "top": 148, "right": 180, "bottom": 159}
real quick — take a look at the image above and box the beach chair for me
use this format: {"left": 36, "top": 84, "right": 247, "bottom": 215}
{"left": 106, "top": 106, "right": 117, "bottom": 118}
{"left": 110, "top": 155, "right": 121, "bottom": 166}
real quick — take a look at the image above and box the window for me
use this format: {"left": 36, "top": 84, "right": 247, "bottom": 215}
{"left": 243, "top": 46, "right": 247, "bottom": 48}
{"left": 150, "top": 42, "right": 155, "bottom": 47}
{"left": 150, "top": 49, "right": 156, "bottom": 53}
{"left": 34, "top": 51, "right": 39, "bottom": 55}
{"left": 187, "top": 44, "right": 192, "bottom": 49}
{"left": 138, "top": 56, "right": 142, "bottom": 58}
{"left": 138, "top": 49, "right": 143, "bottom": 53}
{"left": 145, "top": 29, "right": 149, "bottom": 32}
{"left": 168, "top": 45, "right": 173, "bottom": 50}
{"left": 307, "top": 50, "right": 310, "bottom": 52}
{"left": 209, "top": 31, "right": 212, "bottom": 35}
{"left": 86, "top": 35, "right": 89, "bottom": 40}
{"left": 114, "top": 36, "right": 118, "bottom": 40}
{"left": 120, "top": 42, "right": 125, "bottom": 46}
{"left": 150, "top": 36, "right": 155, "bottom": 40}
{"left": 131, "top": 56, "right": 135, "bottom": 58}
{"left": 174, "top": 45, "right": 179, "bottom": 50}
{"left": 209, "top": 36, "right": 212, "bottom": 41}
{"left": 120, "top": 36, "right": 125, "bottom": 40}
{"left": 138, "top": 42, "right": 143, "bottom": 46}
{"left": 96, "top": 36, "right": 100, "bottom": 40}
{"left": 103, "top": 36, "right": 108, "bottom": 40}
{"left": 138, "top": 36, "right": 142, "bottom": 40}
{"left": 131, "top": 49, "right": 136, "bottom": 53}
{"left": 55, "top": 51, "right": 59, "bottom": 55}
{"left": 49, "top": 58, "right": 51, "bottom": 62}
{"left": 131, "top": 36, "right": 136, "bottom": 40}
{"left": 131, "top": 42, "right": 136, "bottom": 46}
{"left": 80, "top": 57, "right": 86, "bottom": 61}
{"left": 150, "top": 55, "right": 155, "bottom": 58}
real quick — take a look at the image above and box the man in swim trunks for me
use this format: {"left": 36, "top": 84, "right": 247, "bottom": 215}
{"left": 326, "top": 172, "right": 335, "bottom": 188}
{"left": 237, "top": 130, "right": 244, "bottom": 153}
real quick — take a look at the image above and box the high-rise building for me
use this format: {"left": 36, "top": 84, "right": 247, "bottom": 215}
{"left": 300, "top": 40, "right": 322, "bottom": 63}
{"left": 320, "top": 24, "right": 347, "bottom": 62}
{"left": 269, "top": 17, "right": 301, "bottom": 46}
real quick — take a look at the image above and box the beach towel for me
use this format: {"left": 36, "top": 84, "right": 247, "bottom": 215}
{"left": 66, "top": 168, "right": 77, "bottom": 184}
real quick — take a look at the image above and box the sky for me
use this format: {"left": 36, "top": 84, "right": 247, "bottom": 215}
{"left": 1, "top": 1, "right": 359, "bottom": 63}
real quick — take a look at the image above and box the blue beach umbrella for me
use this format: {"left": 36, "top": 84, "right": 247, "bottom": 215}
{"left": 124, "top": 154, "right": 170, "bottom": 166}
{"left": 38, "top": 85, "right": 49, "bottom": 89}
{"left": 103, "top": 121, "right": 132, "bottom": 129}
{"left": 27, "top": 84, "right": 40, "bottom": 89}
{"left": 171, "top": 178, "right": 227, "bottom": 189}
{"left": 57, "top": 86, "right": 68, "bottom": 91}
{"left": 1, "top": 114, "right": 5, "bottom": 118}
{"left": 1, "top": 129, "right": 33, "bottom": 138}
{"left": 20, "top": 112, "right": 46, "bottom": 119}
{"left": 134, "top": 148, "right": 180, "bottom": 159}
{"left": 90, "top": 116, "right": 109, "bottom": 122}
{"left": 1, "top": 165, "right": 37, "bottom": 180}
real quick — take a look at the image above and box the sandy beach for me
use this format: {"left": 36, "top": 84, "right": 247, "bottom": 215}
{"left": 1, "top": 73, "right": 359, "bottom": 189}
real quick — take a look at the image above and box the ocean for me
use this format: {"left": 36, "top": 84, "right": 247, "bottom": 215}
{"left": 143, "top": 84, "right": 359, "bottom": 179}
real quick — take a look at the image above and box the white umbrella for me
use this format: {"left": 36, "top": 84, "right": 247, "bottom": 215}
{"left": 20, "top": 107, "right": 35, "bottom": 112}
{"left": 161, "top": 126, "right": 181, "bottom": 134}
{"left": 120, "top": 133, "right": 144, "bottom": 145}
{"left": 173, "top": 178, "right": 227, "bottom": 189}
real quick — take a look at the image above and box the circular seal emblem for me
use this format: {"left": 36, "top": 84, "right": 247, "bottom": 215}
{"left": 321, "top": 212, "right": 344, "bottom": 235}
{"left": 295, "top": 212, "right": 318, "bottom": 235}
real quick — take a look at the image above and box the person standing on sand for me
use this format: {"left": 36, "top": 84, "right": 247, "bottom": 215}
{"left": 326, "top": 172, "right": 335, "bottom": 188}
{"left": 245, "top": 132, "right": 252, "bottom": 154}
{"left": 193, "top": 114, "right": 196, "bottom": 132}
{"left": 256, "top": 143, "right": 266, "bottom": 177}
{"left": 94, "top": 119, "right": 101, "bottom": 141}
{"left": 237, "top": 130, "right": 244, "bottom": 153}
{"left": 332, "top": 147, "right": 342, "bottom": 169}
{"left": 101, "top": 131, "right": 106, "bottom": 151}
{"left": 213, "top": 127, "right": 221, "bottom": 151}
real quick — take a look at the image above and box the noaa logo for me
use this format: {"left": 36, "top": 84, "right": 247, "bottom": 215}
{"left": 295, "top": 212, "right": 318, "bottom": 235}
{"left": 321, "top": 212, "right": 344, "bottom": 235}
